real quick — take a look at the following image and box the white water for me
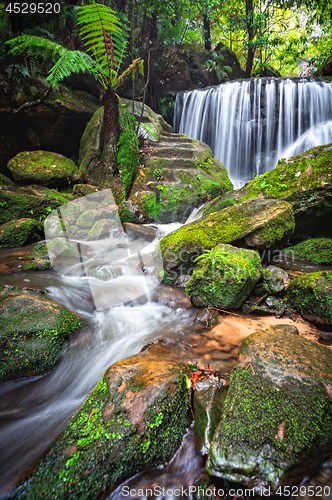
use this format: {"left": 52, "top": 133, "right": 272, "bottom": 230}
{"left": 174, "top": 77, "right": 332, "bottom": 186}
{"left": 0, "top": 213, "right": 201, "bottom": 495}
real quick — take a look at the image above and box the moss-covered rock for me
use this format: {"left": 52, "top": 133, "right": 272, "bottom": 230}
{"left": 237, "top": 144, "right": 332, "bottom": 240}
{"left": 19, "top": 242, "right": 51, "bottom": 271}
{"left": 287, "top": 271, "right": 332, "bottom": 326}
{"left": 0, "top": 218, "right": 42, "bottom": 247}
{"left": 280, "top": 238, "right": 332, "bottom": 266}
{"left": 7, "top": 151, "right": 79, "bottom": 188}
{"left": 0, "top": 287, "right": 82, "bottom": 381}
{"left": 206, "top": 325, "right": 332, "bottom": 493}
{"left": 186, "top": 244, "right": 262, "bottom": 309}
{"left": 160, "top": 198, "right": 294, "bottom": 284}
{"left": 0, "top": 173, "right": 14, "bottom": 185}
{"left": 0, "top": 185, "right": 73, "bottom": 225}
{"left": 10, "top": 342, "right": 190, "bottom": 499}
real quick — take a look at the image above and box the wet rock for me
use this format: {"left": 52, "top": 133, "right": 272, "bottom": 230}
{"left": 160, "top": 198, "right": 294, "bottom": 283}
{"left": 87, "top": 219, "right": 110, "bottom": 241}
{"left": 0, "top": 287, "right": 82, "bottom": 381}
{"left": 253, "top": 266, "right": 289, "bottom": 297}
{"left": 287, "top": 271, "right": 332, "bottom": 326}
{"left": 19, "top": 242, "right": 51, "bottom": 271}
{"left": 174, "top": 274, "right": 191, "bottom": 287}
{"left": 194, "top": 379, "right": 228, "bottom": 455}
{"left": 123, "top": 222, "right": 156, "bottom": 242}
{"left": 73, "top": 184, "right": 101, "bottom": 196}
{"left": 119, "top": 201, "right": 150, "bottom": 224}
{"left": 0, "top": 218, "right": 42, "bottom": 248}
{"left": 186, "top": 245, "right": 262, "bottom": 310}
{"left": 193, "top": 308, "right": 219, "bottom": 327}
{"left": 7, "top": 150, "right": 79, "bottom": 188}
{"left": 243, "top": 295, "right": 286, "bottom": 317}
{"left": 11, "top": 342, "right": 191, "bottom": 499}
{"left": 237, "top": 144, "right": 332, "bottom": 240}
{"left": 0, "top": 184, "right": 73, "bottom": 226}
{"left": 206, "top": 325, "right": 332, "bottom": 493}
{"left": 279, "top": 238, "right": 332, "bottom": 266}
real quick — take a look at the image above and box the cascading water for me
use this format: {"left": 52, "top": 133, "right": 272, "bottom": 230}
{"left": 174, "top": 77, "right": 332, "bottom": 187}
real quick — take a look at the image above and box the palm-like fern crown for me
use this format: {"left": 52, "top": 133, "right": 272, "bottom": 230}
{"left": 6, "top": 3, "right": 143, "bottom": 90}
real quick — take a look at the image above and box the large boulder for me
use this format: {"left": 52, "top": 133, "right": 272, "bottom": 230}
{"left": 7, "top": 151, "right": 79, "bottom": 188}
{"left": 185, "top": 244, "right": 262, "bottom": 309}
{"left": 206, "top": 325, "right": 332, "bottom": 493}
{"left": 287, "top": 271, "right": 332, "bottom": 326}
{"left": 237, "top": 144, "right": 332, "bottom": 240}
{"left": 0, "top": 185, "right": 73, "bottom": 226}
{"left": 0, "top": 287, "right": 82, "bottom": 381}
{"left": 0, "top": 218, "right": 42, "bottom": 247}
{"left": 11, "top": 342, "right": 190, "bottom": 499}
{"left": 160, "top": 198, "right": 294, "bottom": 283}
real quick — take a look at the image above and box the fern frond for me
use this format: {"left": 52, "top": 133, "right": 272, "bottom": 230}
{"left": 116, "top": 59, "right": 144, "bottom": 89}
{"left": 46, "top": 51, "right": 99, "bottom": 87}
{"left": 6, "top": 35, "right": 66, "bottom": 63}
{"left": 77, "top": 3, "right": 128, "bottom": 81}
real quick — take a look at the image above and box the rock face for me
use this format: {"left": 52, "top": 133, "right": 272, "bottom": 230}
{"left": 12, "top": 342, "right": 190, "bottom": 499}
{"left": 79, "top": 100, "right": 232, "bottom": 223}
{"left": 7, "top": 151, "right": 79, "bottom": 188}
{"left": 287, "top": 271, "right": 332, "bottom": 326}
{"left": 206, "top": 325, "right": 332, "bottom": 493}
{"left": 237, "top": 144, "right": 332, "bottom": 240}
{"left": 186, "top": 244, "right": 262, "bottom": 309}
{"left": 0, "top": 218, "right": 42, "bottom": 248}
{"left": 160, "top": 198, "right": 294, "bottom": 283}
{"left": 0, "top": 185, "right": 72, "bottom": 225}
{"left": 0, "top": 287, "right": 82, "bottom": 380}
{"left": 280, "top": 238, "right": 332, "bottom": 266}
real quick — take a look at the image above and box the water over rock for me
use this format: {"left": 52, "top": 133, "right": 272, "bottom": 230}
{"left": 206, "top": 325, "right": 332, "bottom": 493}
{"left": 7, "top": 151, "right": 79, "bottom": 188}
{"left": 0, "top": 218, "right": 42, "bottom": 248}
{"left": 185, "top": 244, "right": 262, "bottom": 310}
{"left": 287, "top": 271, "right": 332, "bottom": 326}
{"left": 0, "top": 287, "right": 83, "bottom": 381}
{"left": 160, "top": 198, "right": 294, "bottom": 284}
{"left": 10, "top": 341, "right": 190, "bottom": 499}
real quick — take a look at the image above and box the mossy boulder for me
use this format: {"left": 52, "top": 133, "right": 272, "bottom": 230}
{"left": 280, "top": 238, "right": 332, "bottom": 266}
{"left": 237, "top": 144, "right": 332, "bottom": 240}
{"left": 186, "top": 244, "right": 263, "bottom": 309}
{"left": 19, "top": 242, "right": 51, "bottom": 271}
{"left": 0, "top": 185, "right": 73, "bottom": 225}
{"left": 160, "top": 198, "right": 294, "bottom": 284}
{"left": 206, "top": 325, "right": 332, "bottom": 493}
{"left": 0, "top": 287, "right": 82, "bottom": 381}
{"left": 7, "top": 151, "right": 79, "bottom": 188}
{"left": 0, "top": 218, "right": 42, "bottom": 247}
{"left": 287, "top": 271, "right": 332, "bottom": 326}
{"left": 11, "top": 342, "right": 190, "bottom": 499}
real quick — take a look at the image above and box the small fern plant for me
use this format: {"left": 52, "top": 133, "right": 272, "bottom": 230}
{"left": 6, "top": 3, "right": 144, "bottom": 183}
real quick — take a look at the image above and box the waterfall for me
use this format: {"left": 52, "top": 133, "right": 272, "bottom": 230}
{"left": 174, "top": 77, "right": 332, "bottom": 187}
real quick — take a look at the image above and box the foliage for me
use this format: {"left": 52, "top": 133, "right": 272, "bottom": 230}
{"left": 117, "top": 108, "right": 140, "bottom": 198}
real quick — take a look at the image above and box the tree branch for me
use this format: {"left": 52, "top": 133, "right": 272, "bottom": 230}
{"left": 12, "top": 86, "right": 53, "bottom": 114}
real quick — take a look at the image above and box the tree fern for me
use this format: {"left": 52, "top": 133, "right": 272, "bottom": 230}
{"left": 46, "top": 51, "right": 97, "bottom": 87}
{"left": 6, "top": 35, "right": 67, "bottom": 63}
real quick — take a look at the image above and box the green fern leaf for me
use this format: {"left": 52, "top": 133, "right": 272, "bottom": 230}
{"left": 6, "top": 35, "right": 66, "bottom": 63}
{"left": 46, "top": 51, "right": 98, "bottom": 87}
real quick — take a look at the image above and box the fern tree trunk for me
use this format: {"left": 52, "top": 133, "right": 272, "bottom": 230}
{"left": 101, "top": 86, "right": 119, "bottom": 182}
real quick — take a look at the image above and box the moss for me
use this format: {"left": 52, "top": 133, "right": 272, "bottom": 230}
{"left": 0, "top": 218, "right": 42, "bottom": 247}
{"left": 282, "top": 238, "right": 332, "bottom": 266}
{"left": 118, "top": 205, "right": 140, "bottom": 224}
{"left": 0, "top": 186, "right": 72, "bottom": 225}
{"left": 186, "top": 244, "right": 262, "bottom": 309}
{"left": 206, "top": 327, "right": 332, "bottom": 490}
{"left": 160, "top": 198, "right": 294, "bottom": 280}
{"left": 11, "top": 359, "right": 190, "bottom": 499}
{"left": 7, "top": 151, "right": 79, "bottom": 187}
{"left": 0, "top": 290, "right": 81, "bottom": 380}
{"left": 0, "top": 173, "right": 14, "bottom": 185}
{"left": 287, "top": 271, "right": 332, "bottom": 324}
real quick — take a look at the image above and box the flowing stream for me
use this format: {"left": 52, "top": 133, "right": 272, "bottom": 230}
{"left": 174, "top": 77, "right": 332, "bottom": 187}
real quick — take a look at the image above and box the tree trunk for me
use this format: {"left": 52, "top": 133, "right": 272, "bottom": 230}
{"left": 245, "top": 0, "right": 255, "bottom": 78}
{"left": 203, "top": 14, "right": 211, "bottom": 51}
{"left": 101, "top": 86, "right": 119, "bottom": 181}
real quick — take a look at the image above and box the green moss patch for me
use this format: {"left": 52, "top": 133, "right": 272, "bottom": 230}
{"left": 206, "top": 325, "right": 332, "bottom": 492}
{"left": 186, "top": 244, "right": 262, "bottom": 309}
{"left": 11, "top": 342, "right": 190, "bottom": 499}
{"left": 0, "top": 218, "right": 42, "bottom": 248}
{"left": 0, "top": 288, "right": 82, "bottom": 380}
{"left": 282, "top": 238, "right": 332, "bottom": 266}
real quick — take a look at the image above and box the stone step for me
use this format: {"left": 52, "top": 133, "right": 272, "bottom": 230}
{"left": 149, "top": 146, "right": 197, "bottom": 159}
{"left": 145, "top": 157, "right": 198, "bottom": 169}
{"left": 158, "top": 133, "right": 194, "bottom": 144}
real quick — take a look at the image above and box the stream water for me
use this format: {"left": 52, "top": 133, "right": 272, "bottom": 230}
{"left": 0, "top": 209, "right": 332, "bottom": 499}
